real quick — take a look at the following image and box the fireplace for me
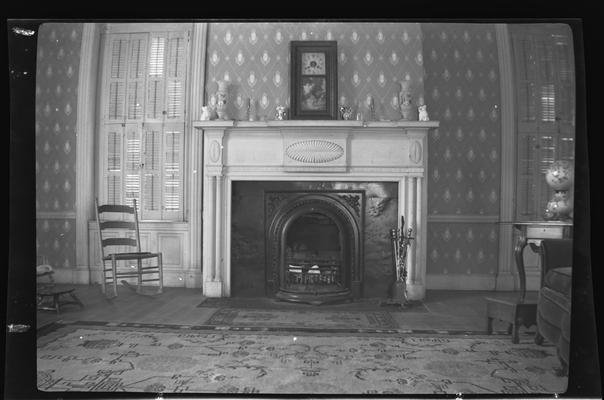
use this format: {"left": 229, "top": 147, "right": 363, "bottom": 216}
{"left": 266, "top": 191, "right": 364, "bottom": 304}
{"left": 194, "top": 120, "right": 438, "bottom": 301}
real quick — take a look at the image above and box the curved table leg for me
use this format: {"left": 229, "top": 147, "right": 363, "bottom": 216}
{"left": 513, "top": 234, "right": 528, "bottom": 303}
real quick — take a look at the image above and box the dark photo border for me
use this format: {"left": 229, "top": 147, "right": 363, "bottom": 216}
{"left": 5, "top": 15, "right": 602, "bottom": 400}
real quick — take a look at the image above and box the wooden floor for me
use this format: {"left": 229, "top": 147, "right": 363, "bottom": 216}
{"left": 37, "top": 283, "right": 538, "bottom": 334}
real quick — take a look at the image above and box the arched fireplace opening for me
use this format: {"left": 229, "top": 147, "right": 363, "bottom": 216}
{"left": 266, "top": 191, "right": 364, "bottom": 305}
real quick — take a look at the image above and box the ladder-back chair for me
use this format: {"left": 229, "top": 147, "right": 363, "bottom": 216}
{"left": 95, "top": 198, "right": 163, "bottom": 298}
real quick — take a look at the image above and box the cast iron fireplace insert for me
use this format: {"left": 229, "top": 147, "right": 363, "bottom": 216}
{"left": 265, "top": 190, "right": 364, "bottom": 305}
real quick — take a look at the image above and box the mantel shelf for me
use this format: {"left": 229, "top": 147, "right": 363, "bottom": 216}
{"left": 193, "top": 120, "right": 439, "bottom": 129}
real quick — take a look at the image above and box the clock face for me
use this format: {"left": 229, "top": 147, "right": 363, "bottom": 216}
{"left": 301, "top": 52, "right": 326, "bottom": 75}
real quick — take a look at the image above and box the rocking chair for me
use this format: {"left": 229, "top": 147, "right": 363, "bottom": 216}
{"left": 95, "top": 198, "right": 163, "bottom": 298}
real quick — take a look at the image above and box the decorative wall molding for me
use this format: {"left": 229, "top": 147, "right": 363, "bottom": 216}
{"left": 496, "top": 23, "right": 517, "bottom": 279}
{"left": 428, "top": 215, "right": 500, "bottom": 223}
{"left": 285, "top": 140, "right": 344, "bottom": 164}
{"left": 75, "top": 23, "right": 100, "bottom": 276}
{"left": 186, "top": 23, "right": 208, "bottom": 284}
{"left": 37, "top": 211, "right": 77, "bottom": 219}
{"left": 409, "top": 140, "right": 423, "bottom": 164}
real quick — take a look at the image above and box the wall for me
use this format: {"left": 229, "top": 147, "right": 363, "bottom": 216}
{"left": 35, "top": 22, "right": 506, "bottom": 291}
{"left": 35, "top": 23, "right": 83, "bottom": 269}
{"left": 205, "top": 22, "right": 425, "bottom": 122}
{"left": 421, "top": 23, "right": 502, "bottom": 284}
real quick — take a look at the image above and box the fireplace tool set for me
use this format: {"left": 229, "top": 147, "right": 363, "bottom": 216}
{"left": 384, "top": 216, "right": 414, "bottom": 307}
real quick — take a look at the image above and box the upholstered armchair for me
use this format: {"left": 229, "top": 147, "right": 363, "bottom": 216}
{"left": 535, "top": 238, "right": 573, "bottom": 375}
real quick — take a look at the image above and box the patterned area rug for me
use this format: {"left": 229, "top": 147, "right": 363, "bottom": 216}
{"left": 205, "top": 308, "right": 399, "bottom": 330}
{"left": 37, "top": 321, "right": 567, "bottom": 394}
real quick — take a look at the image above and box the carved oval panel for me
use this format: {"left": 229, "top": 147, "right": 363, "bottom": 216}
{"left": 209, "top": 140, "right": 221, "bottom": 163}
{"left": 285, "top": 140, "right": 344, "bottom": 164}
{"left": 409, "top": 140, "right": 422, "bottom": 164}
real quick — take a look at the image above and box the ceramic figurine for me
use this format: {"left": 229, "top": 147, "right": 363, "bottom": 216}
{"left": 215, "top": 80, "right": 229, "bottom": 120}
{"left": 340, "top": 106, "right": 353, "bottom": 120}
{"left": 418, "top": 104, "right": 430, "bottom": 121}
{"left": 275, "top": 106, "right": 287, "bottom": 120}
{"left": 200, "top": 106, "right": 212, "bottom": 121}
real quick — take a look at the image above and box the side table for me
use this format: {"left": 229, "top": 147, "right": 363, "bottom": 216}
{"left": 486, "top": 220, "right": 572, "bottom": 343}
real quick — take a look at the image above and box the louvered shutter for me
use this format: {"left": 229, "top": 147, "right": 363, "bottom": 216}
{"left": 166, "top": 32, "right": 187, "bottom": 120}
{"left": 105, "top": 125, "right": 123, "bottom": 204}
{"left": 142, "top": 125, "right": 162, "bottom": 219}
{"left": 107, "top": 35, "right": 129, "bottom": 121}
{"left": 124, "top": 124, "right": 142, "bottom": 208}
{"left": 146, "top": 34, "right": 167, "bottom": 121}
{"left": 101, "top": 26, "right": 189, "bottom": 221}
{"left": 126, "top": 34, "right": 147, "bottom": 121}
{"left": 163, "top": 124, "right": 183, "bottom": 218}
{"left": 511, "top": 25, "right": 575, "bottom": 220}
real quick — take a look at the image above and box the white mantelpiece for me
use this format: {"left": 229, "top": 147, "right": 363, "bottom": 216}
{"left": 193, "top": 120, "right": 439, "bottom": 301}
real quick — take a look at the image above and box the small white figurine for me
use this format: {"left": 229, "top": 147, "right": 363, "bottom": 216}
{"left": 418, "top": 104, "right": 430, "bottom": 121}
{"left": 200, "top": 106, "right": 212, "bottom": 121}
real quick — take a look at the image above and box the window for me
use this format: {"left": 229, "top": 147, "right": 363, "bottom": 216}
{"left": 99, "top": 25, "right": 190, "bottom": 220}
{"left": 510, "top": 24, "right": 575, "bottom": 220}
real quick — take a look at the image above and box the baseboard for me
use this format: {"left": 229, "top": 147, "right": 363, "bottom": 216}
{"left": 426, "top": 273, "right": 497, "bottom": 291}
{"left": 492, "top": 272, "right": 517, "bottom": 291}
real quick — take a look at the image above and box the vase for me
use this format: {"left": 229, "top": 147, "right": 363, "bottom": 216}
{"left": 399, "top": 80, "right": 417, "bottom": 121}
{"left": 545, "top": 160, "right": 574, "bottom": 191}
{"left": 215, "top": 80, "right": 229, "bottom": 120}
{"left": 545, "top": 190, "right": 573, "bottom": 220}
{"left": 400, "top": 103, "right": 418, "bottom": 121}
{"left": 543, "top": 160, "right": 574, "bottom": 220}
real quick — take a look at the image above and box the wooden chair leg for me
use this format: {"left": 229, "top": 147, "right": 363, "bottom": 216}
{"left": 135, "top": 259, "right": 141, "bottom": 293}
{"left": 157, "top": 253, "right": 163, "bottom": 294}
{"left": 100, "top": 261, "right": 106, "bottom": 294}
{"left": 53, "top": 294, "right": 61, "bottom": 314}
{"left": 111, "top": 256, "right": 118, "bottom": 298}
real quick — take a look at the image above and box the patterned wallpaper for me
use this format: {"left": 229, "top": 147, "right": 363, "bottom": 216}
{"left": 35, "top": 23, "right": 82, "bottom": 269}
{"left": 421, "top": 23, "right": 502, "bottom": 276}
{"left": 33, "top": 21, "right": 506, "bottom": 282}
{"left": 427, "top": 223, "right": 499, "bottom": 275}
{"left": 205, "top": 22, "right": 425, "bottom": 121}
{"left": 422, "top": 23, "right": 501, "bottom": 216}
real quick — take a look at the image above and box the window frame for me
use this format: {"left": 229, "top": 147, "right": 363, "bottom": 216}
{"left": 97, "top": 23, "right": 192, "bottom": 221}
{"left": 510, "top": 24, "right": 576, "bottom": 221}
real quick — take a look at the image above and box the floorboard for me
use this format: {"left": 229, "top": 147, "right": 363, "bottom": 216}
{"left": 37, "top": 284, "right": 538, "bottom": 335}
